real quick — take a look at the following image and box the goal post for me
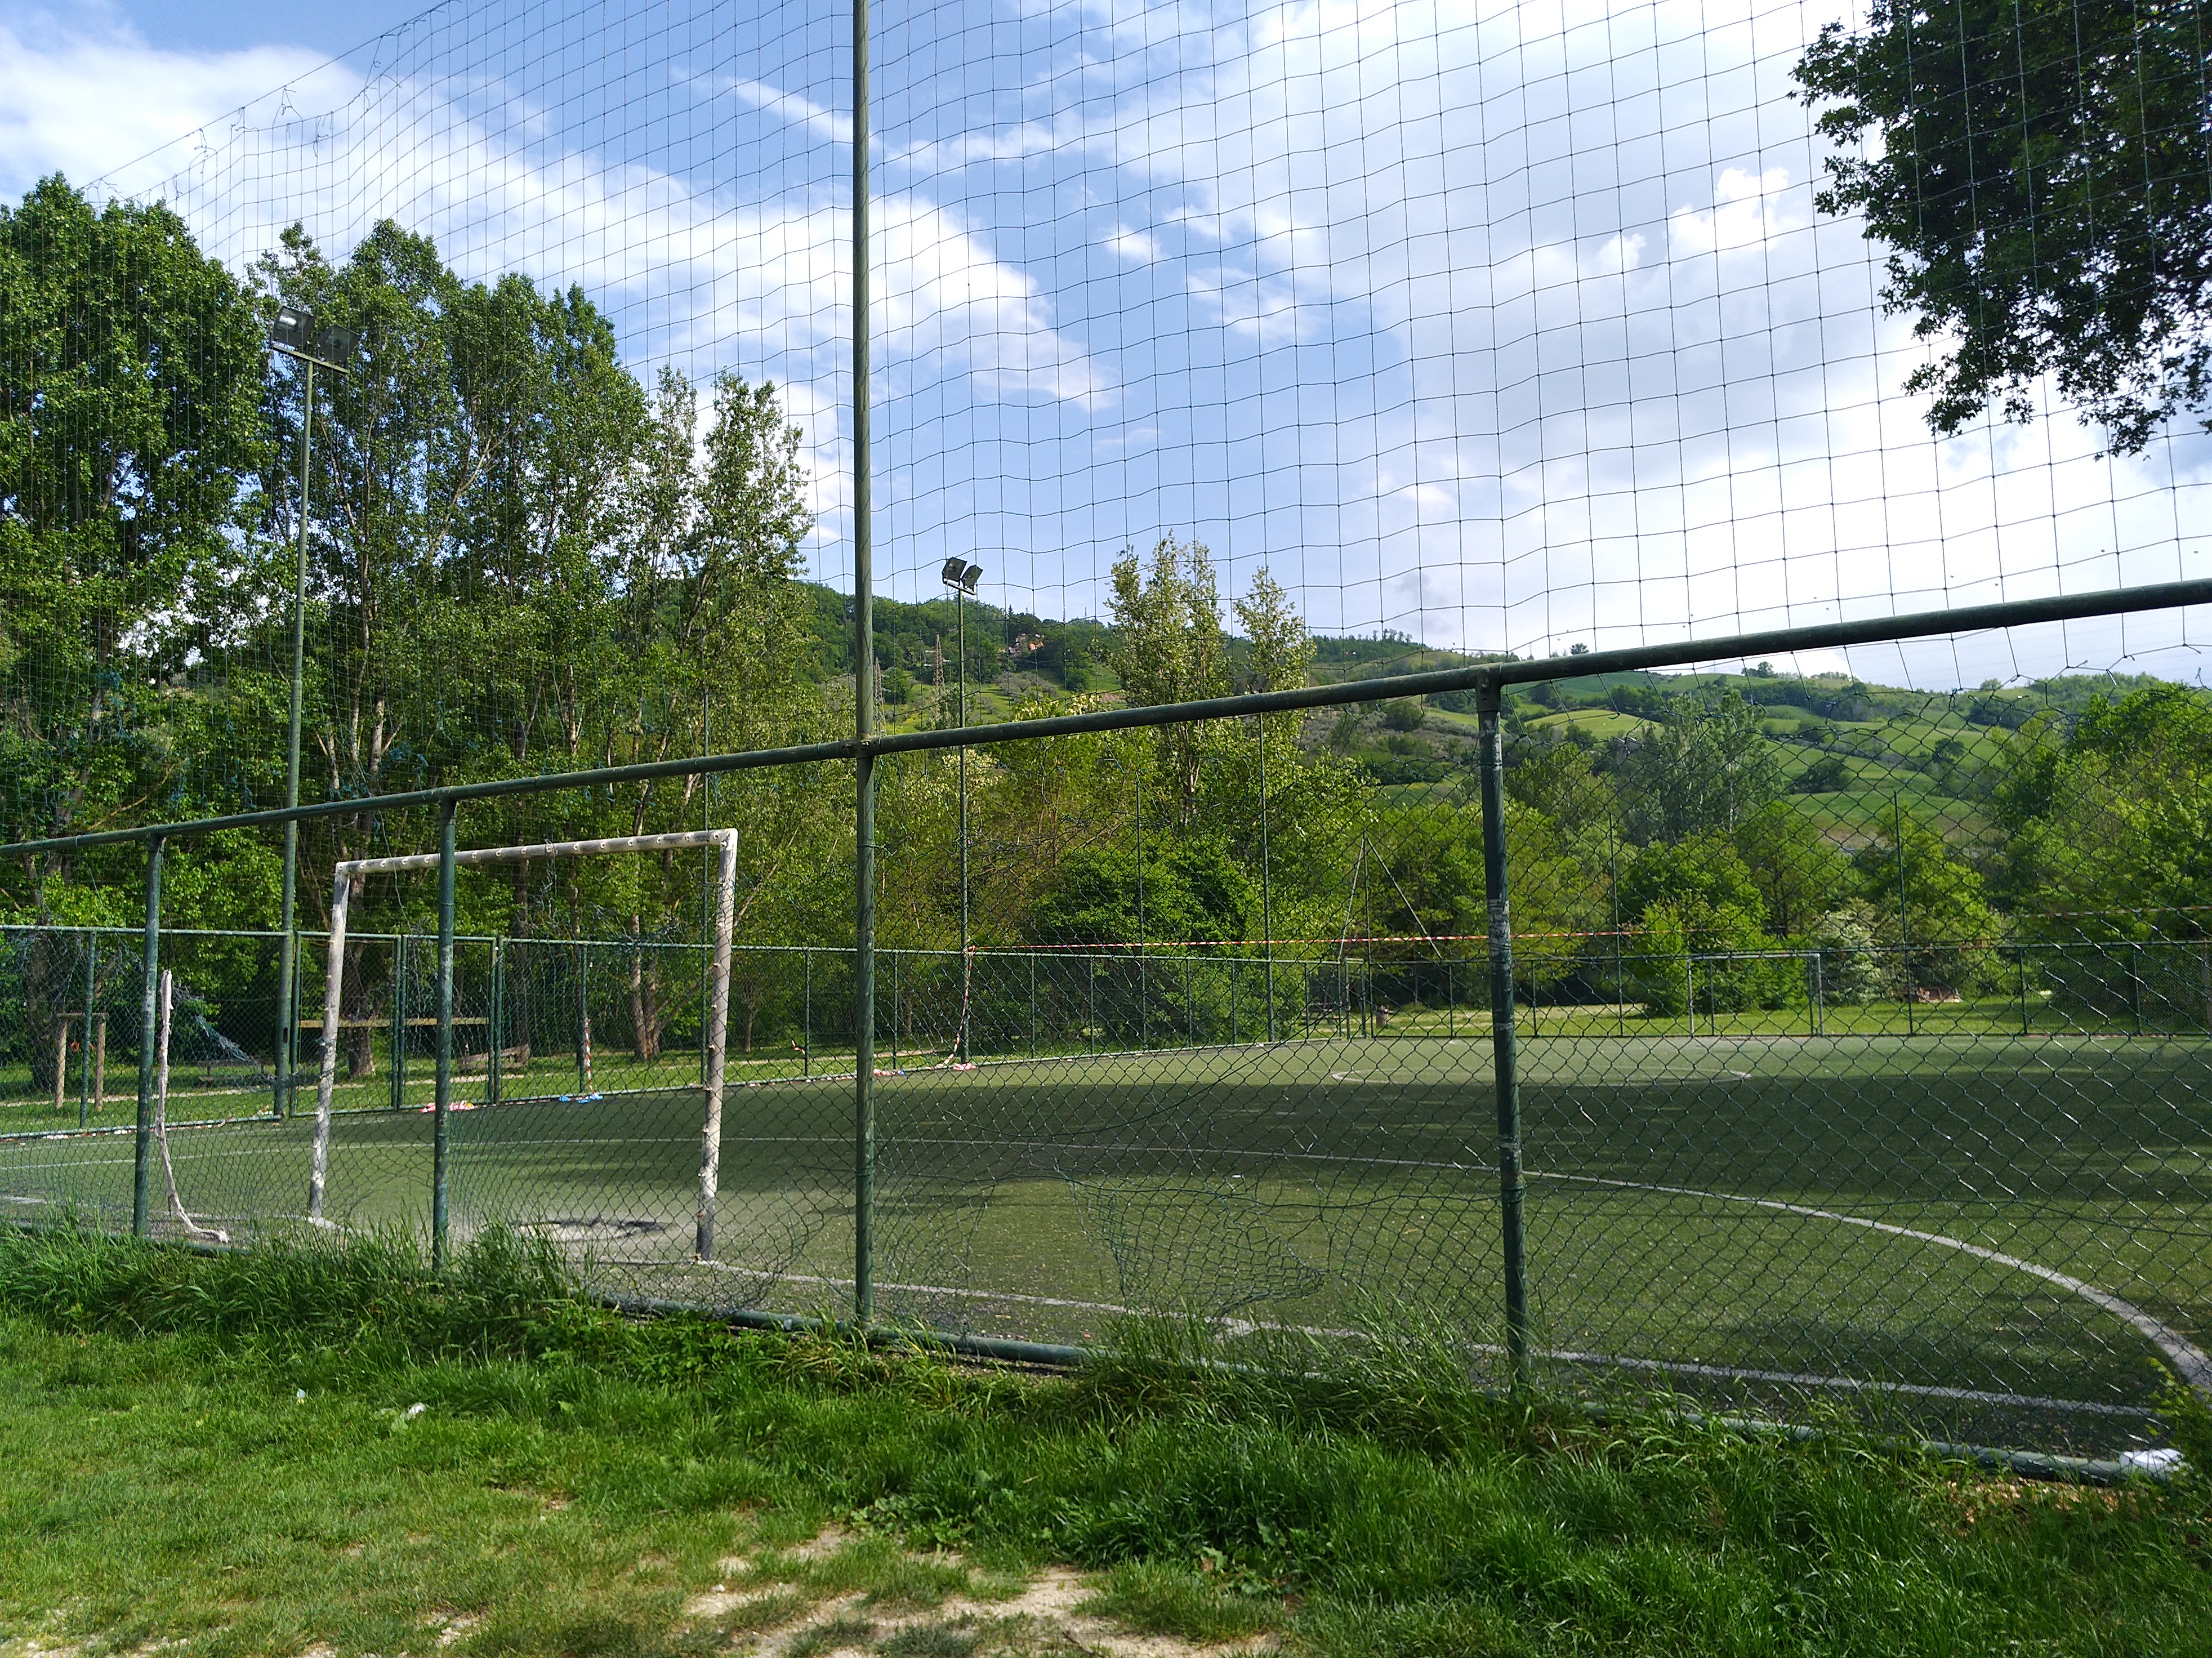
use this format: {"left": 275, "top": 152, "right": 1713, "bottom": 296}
{"left": 309, "top": 828, "right": 739, "bottom": 1258}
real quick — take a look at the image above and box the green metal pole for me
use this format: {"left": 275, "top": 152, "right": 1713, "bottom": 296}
{"left": 1029, "top": 953, "right": 1037, "bottom": 1058}
{"left": 390, "top": 935, "right": 407, "bottom": 1112}
{"left": 1611, "top": 822, "right": 1624, "bottom": 1036}
{"left": 489, "top": 935, "right": 504, "bottom": 1105}
{"left": 432, "top": 799, "right": 456, "bottom": 1272}
{"left": 804, "top": 948, "right": 813, "bottom": 1077}
{"left": 701, "top": 699, "right": 712, "bottom": 1088}
{"left": 957, "top": 583, "right": 970, "bottom": 1063}
{"left": 274, "top": 358, "right": 313, "bottom": 1124}
{"left": 1896, "top": 792, "right": 1913, "bottom": 1037}
{"left": 851, "top": 0, "right": 876, "bottom": 1327}
{"left": 1477, "top": 686, "right": 1532, "bottom": 1389}
{"left": 576, "top": 940, "right": 590, "bottom": 1094}
{"left": 1257, "top": 714, "right": 1274, "bottom": 1043}
{"left": 855, "top": 754, "right": 877, "bottom": 1323}
{"left": 79, "top": 932, "right": 95, "bottom": 1129}
{"left": 132, "top": 841, "right": 165, "bottom": 1237}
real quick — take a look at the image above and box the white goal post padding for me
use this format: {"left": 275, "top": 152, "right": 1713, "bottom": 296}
{"left": 310, "top": 828, "right": 739, "bottom": 1259}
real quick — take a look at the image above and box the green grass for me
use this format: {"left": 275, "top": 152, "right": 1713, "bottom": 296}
{"left": 5, "top": 1027, "right": 2206, "bottom": 1454}
{"left": 3, "top": 1227, "right": 2212, "bottom": 1657}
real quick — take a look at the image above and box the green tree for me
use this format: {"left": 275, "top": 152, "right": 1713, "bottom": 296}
{"left": 1731, "top": 801, "right": 1850, "bottom": 938}
{"left": 1618, "top": 693, "right": 1782, "bottom": 843}
{"left": 1854, "top": 821, "right": 1999, "bottom": 993}
{"left": 1, "top": 177, "right": 270, "bottom": 876}
{"left": 1796, "top": 0, "right": 2212, "bottom": 450}
{"left": 2002, "top": 685, "right": 2212, "bottom": 937}
{"left": 1619, "top": 831, "right": 1790, "bottom": 1014}
{"left": 1108, "top": 533, "right": 1227, "bottom": 824}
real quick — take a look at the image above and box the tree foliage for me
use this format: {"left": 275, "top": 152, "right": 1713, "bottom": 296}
{"left": 1797, "top": 0, "right": 2212, "bottom": 451}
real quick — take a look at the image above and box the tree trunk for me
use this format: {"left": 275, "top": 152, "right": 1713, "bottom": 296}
{"left": 627, "top": 928, "right": 663, "bottom": 1062}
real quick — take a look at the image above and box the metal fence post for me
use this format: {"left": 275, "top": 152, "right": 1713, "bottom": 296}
{"left": 132, "top": 840, "right": 166, "bottom": 1237}
{"left": 79, "top": 931, "right": 96, "bottom": 1129}
{"left": 489, "top": 934, "right": 504, "bottom": 1104}
{"left": 432, "top": 798, "right": 457, "bottom": 1272}
{"left": 390, "top": 935, "right": 408, "bottom": 1112}
{"left": 1477, "top": 684, "right": 1532, "bottom": 1388}
{"left": 1610, "top": 823, "right": 1625, "bottom": 1036}
{"left": 1029, "top": 953, "right": 1037, "bottom": 1057}
{"left": 804, "top": 947, "right": 813, "bottom": 1077}
{"left": 1258, "top": 712, "right": 1276, "bottom": 1044}
{"left": 576, "top": 939, "right": 591, "bottom": 1093}
{"left": 854, "top": 754, "right": 877, "bottom": 1323}
{"left": 851, "top": 0, "right": 877, "bottom": 1326}
{"left": 1896, "top": 792, "right": 1914, "bottom": 1038}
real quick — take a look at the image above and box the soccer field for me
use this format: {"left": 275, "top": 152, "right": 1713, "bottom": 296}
{"left": 4, "top": 1029, "right": 2205, "bottom": 1450}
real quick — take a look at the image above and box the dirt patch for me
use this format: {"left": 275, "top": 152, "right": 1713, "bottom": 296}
{"left": 703, "top": 1530, "right": 1276, "bottom": 1657}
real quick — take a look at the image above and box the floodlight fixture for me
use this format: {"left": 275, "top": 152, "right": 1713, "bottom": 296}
{"left": 271, "top": 306, "right": 314, "bottom": 353}
{"left": 269, "top": 305, "right": 357, "bottom": 373}
{"left": 939, "top": 556, "right": 967, "bottom": 587}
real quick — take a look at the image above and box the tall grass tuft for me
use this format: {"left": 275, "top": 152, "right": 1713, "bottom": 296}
{"left": 0, "top": 1221, "right": 586, "bottom": 1363}
{"left": 1077, "top": 1295, "right": 1552, "bottom": 1459}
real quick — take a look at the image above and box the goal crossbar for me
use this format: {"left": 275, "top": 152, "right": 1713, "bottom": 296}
{"left": 310, "top": 829, "right": 740, "bottom": 1261}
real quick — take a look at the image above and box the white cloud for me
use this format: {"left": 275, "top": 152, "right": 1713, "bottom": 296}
{"left": 0, "top": 10, "right": 336, "bottom": 199}
{"left": 3, "top": 0, "right": 2204, "bottom": 687}
{"left": 1668, "top": 166, "right": 1798, "bottom": 257}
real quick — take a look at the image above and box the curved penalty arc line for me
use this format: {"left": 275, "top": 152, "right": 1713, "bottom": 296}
{"left": 1544, "top": 1170, "right": 2212, "bottom": 1396}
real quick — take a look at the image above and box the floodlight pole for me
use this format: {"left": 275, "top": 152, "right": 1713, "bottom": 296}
{"left": 851, "top": 0, "right": 878, "bottom": 1327}
{"left": 950, "top": 573, "right": 972, "bottom": 1062}
{"left": 273, "top": 354, "right": 313, "bottom": 1121}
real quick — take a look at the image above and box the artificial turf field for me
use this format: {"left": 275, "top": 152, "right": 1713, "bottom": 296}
{"left": 3, "top": 1027, "right": 2206, "bottom": 1454}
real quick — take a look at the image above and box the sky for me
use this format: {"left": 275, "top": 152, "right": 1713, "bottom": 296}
{"left": 1, "top": 0, "right": 2206, "bottom": 690}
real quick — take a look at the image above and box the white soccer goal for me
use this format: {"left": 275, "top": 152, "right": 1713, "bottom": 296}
{"left": 310, "top": 828, "right": 738, "bottom": 1257}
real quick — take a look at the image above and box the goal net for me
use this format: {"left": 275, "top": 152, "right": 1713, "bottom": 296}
{"left": 309, "top": 830, "right": 738, "bottom": 1259}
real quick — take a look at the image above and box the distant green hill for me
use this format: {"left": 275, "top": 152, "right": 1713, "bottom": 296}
{"left": 794, "top": 590, "right": 2205, "bottom": 822}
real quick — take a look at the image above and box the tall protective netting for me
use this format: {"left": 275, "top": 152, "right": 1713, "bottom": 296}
{"left": 3, "top": 0, "right": 2211, "bottom": 1460}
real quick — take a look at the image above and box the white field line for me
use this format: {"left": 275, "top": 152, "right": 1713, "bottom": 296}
{"left": 595, "top": 1255, "right": 2153, "bottom": 1418}
{"left": 1542, "top": 1170, "right": 2212, "bottom": 1395}
{"left": 8, "top": 1112, "right": 2205, "bottom": 1395}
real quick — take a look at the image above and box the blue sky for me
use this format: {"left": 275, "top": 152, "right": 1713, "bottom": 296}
{"left": 2, "top": 0, "right": 2206, "bottom": 688}
{"left": 60, "top": 0, "right": 414, "bottom": 57}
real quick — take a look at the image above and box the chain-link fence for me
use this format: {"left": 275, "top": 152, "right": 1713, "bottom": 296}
{"left": 7, "top": 652, "right": 2211, "bottom": 1461}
